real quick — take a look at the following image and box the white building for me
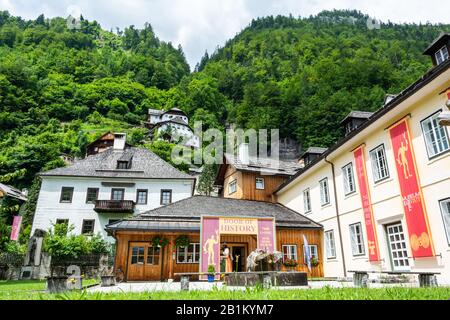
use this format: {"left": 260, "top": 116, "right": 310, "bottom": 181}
{"left": 31, "top": 134, "right": 196, "bottom": 241}
{"left": 147, "top": 108, "right": 200, "bottom": 149}
{"left": 275, "top": 34, "right": 450, "bottom": 284}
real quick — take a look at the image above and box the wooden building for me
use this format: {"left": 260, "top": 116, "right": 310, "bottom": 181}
{"left": 215, "top": 144, "right": 302, "bottom": 203}
{"left": 106, "top": 196, "right": 323, "bottom": 281}
{"left": 86, "top": 132, "right": 132, "bottom": 156}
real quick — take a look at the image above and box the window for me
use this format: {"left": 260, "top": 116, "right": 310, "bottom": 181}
{"left": 435, "top": 46, "right": 449, "bottom": 65}
{"left": 256, "top": 178, "right": 265, "bottom": 190}
{"left": 439, "top": 198, "right": 450, "bottom": 246}
{"left": 421, "top": 111, "right": 450, "bottom": 159}
{"left": 349, "top": 223, "right": 365, "bottom": 256}
{"left": 147, "top": 246, "right": 160, "bottom": 265}
{"left": 55, "top": 219, "right": 69, "bottom": 235}
{"left": 386, "top": 223, "right": 410, "bottom": 270}
{"left": 131, "top": 246, "right": 145, "bottom": 265}
{"left": 117, "top": 161, "right": 130, "bottom": 169}
{"left": 342, "top": 163, "right": 356, "bottom": 195}
{"left": 370, "top": 145, "right": 389, "bottom": 183}
{"left": 303, "top": 245, "right": 318, "bottom": 264}
{"left": 325, "top": 230, "right": 336, "bottom": 259}
{"left": 319, "top": 178, "right": 330, "bottom": 206}
{"left": 228, "top": 180, "right": 237, "bottom": 195}
{"left": 56, "top": 219, "right": 69, "bottom": 226}
{"left": 81, "top": 220, "right": 95, "bottom": 235}
{"left": 136, "top": 189, "right": 148, "bottom": 205}
{"left": 60, "top": 187, "right": 74, "bottom": 203}
{"left": 177, "top": 243, "right": 200, "bottom": 264}
{"left": 160, "top": 190, "right": 172, "bottom": 205}
{"left": 303, "top": 189, "right": 311, "bottom": 213}
{"left": 86, "top": 188, "right": 99, "bottom": 204}
{"left": 111, "top": 188, "right": 125, "bottom": 201}
{"left": 282, "top": 245, "right": 297, "bottom": 261}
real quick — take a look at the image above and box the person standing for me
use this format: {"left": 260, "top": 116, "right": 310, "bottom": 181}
{"left": 223, "top": 244, "right": 233, "bottom": 273}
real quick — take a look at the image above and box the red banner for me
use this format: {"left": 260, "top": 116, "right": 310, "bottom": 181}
{"left": 388, "top": 119, "right": 434, "bottom": 258}
{"left": 354, "top": 146, "right": 380, "bottom": 262}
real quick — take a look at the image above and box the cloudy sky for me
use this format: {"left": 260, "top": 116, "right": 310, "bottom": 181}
{"left": 1, "top": 0, "right": 449, "bottom": 69}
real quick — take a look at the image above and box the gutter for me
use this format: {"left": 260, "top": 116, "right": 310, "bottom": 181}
{"left": 324, "top": 157, "right": 347, "bottom": 278}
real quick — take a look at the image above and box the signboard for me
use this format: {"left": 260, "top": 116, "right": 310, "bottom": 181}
{"left": 200, "top": 216, "right": 276, "bottom": 279}
{"left": 354, "top": 146, "right": 381, "bottom": 262}
{"left": 388, "top": 119, "right": 435, "bottom": 258}
{"left": 10, "top": 216, "right": 22, "bottom": 241}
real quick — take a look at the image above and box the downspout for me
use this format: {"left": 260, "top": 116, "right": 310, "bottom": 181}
{"left": 324, "top": 157, "right": 347, "bottom": 278}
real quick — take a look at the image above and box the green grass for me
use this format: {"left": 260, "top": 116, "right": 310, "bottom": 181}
{"left": 0, "top": 279, "right": 99, "bottom": 293}
{"left": 0, "top": 284, "right": 449, "bottom": 300}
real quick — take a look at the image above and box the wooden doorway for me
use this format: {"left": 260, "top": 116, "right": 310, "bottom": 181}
{"left": 231, "top": 245, "right": 246, "bottom": 272}
{"left": 127, "top": 242, "right": 162, "bottom": 281}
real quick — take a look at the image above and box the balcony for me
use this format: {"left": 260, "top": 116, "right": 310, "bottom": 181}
{"left": 94, "top": 200, "right": 135, "bottom": 214}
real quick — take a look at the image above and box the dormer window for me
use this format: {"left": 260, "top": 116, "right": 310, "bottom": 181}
{"left": 436, "top": 46, "right": 449, "bottom": 65}
{"left": 117, "top": 161, "right": 130, "bottom": 169}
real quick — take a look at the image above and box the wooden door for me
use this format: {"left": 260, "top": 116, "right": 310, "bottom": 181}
{"left": 127, "top": 242, "right": 162, "bottom": 281}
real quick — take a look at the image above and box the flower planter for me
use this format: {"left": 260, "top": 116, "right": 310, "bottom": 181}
{"left": 101, "top": 275, "right": 116, "bottom": 287}
{"left": 46, "top": 276, "right": 68, "bottom": 293}
{"left": 207, "top": 274, "right": 215, "bottom": 283}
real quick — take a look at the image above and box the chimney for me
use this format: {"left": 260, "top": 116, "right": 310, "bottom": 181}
{"left": 238, "top": 143, "right": 250, "bottom": 165}
{"left": 113, "top": 133, "right": 127, "bottom": 150}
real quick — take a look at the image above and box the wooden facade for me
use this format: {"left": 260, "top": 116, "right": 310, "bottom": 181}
{"left": 221, "top": 165, "right": 287, "bottom": 203}
{"left": 114, "top": 228, "right": 323, "bottom": 281}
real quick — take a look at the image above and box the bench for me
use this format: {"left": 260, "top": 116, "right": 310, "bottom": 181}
{"left": 174, "top": 271, "right": 308, "bottom": 291}
{"left": 348, "top": 270, "right": 441, "bottom": 288}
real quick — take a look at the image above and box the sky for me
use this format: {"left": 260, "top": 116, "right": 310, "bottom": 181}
{"left": 1, "top": 0, "right": 449, "bottom": 69}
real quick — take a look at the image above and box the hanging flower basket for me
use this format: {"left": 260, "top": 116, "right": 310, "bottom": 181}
{"left": 175, "top": 235, "right": 190, "bottom": 248}
{"left": 152, "top": 236, "right": 169, "bottom": 248}
{"left": 310, "top": 257, "right": 320, "bottom": 267}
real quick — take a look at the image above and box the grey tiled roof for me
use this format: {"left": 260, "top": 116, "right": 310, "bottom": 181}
{"left": 224, "top": 154, "right": 301, "bottom": 176}
{"left": 40, "top": 147, "right": 194, "bottom": 180}
{"left": 303, "top": 147, "right": 328, "bottom": 155}
{"left": 105, "top": 196, "right": 322, "bottom": 232}
{"left": 0, "top": 183, "right": 27, "bottom": 201}
{"left": 340, "top": 111, "right": 374, "bottom": 123}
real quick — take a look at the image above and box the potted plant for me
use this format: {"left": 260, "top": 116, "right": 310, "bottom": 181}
{"left": 175, "top": 235, "right": 190, "bottom": 248}
{"left": 283, "top": 258, "right": 298, "bottom": 271}
{"left": 151, "top": 236, "right": 170, "bottom": 248}
{"left": 310, "top": 257, "right": 320, "bottom": 267}
{"left": 207, "top": 265, "right": 216, "bottom": 283}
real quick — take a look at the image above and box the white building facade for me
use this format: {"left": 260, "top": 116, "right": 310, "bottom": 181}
{"left": 147, "top": 108, "right": 200, "bottom": 149}
{"left": 276, "top": 44, "right": 450, "bottom": 284}
{"left": 31, "top": 136, "right": 195, "bottom": 241}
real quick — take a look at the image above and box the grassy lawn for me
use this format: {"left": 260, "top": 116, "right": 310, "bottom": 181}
{"left": 0, "top": 283, "right": 449, "bottom": 300}
{"left": 0, "top": 279, "right": 99, "bottom": 294}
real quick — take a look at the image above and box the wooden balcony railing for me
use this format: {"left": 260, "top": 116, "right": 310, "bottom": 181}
{"left": 94, "top": 200, "right": 135, "bottom": 213}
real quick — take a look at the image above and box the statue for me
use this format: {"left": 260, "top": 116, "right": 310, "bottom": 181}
{"left": 203, "top": 230, "right": 219, "bottom": 266}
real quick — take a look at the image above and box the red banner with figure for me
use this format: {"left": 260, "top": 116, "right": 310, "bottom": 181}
{"left": 354, "top": 146, "right": 380, "bottom": 262}
{"left": 388, "top": 119, "right": 435, "bottom": 258}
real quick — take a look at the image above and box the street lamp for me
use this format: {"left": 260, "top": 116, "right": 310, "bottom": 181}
{"left": 438, "top": 99, "right": 450, "bottom": 126}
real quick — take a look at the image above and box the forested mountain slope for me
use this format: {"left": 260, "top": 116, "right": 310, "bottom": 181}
{"left": 1, "top": 9, "right": 449, "bottom": 192}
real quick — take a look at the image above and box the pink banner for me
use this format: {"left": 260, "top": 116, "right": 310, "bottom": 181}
{"left": 257, "top": 219, "right": 275, "bottom": 252}
{"left": 10, "top": 216, "right": 22, "bottom": 241}
{"left": 200, "top": 217, "right": 220, "bottom": 278}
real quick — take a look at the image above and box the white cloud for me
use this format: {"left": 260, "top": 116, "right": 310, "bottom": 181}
{"left": 1, "top": 0, "right": 449, "bottom": 69}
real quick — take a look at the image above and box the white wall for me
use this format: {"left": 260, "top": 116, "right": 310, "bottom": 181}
{"left": 32, "top": 176, "right": 194, "bottom": 242}
{"left": 278, "top": 69, "right": 450, "bottom": 284}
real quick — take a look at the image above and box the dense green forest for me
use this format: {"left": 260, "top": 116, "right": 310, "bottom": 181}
{"left": 1, "top": 9, "right": 449, "bottom": 195}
